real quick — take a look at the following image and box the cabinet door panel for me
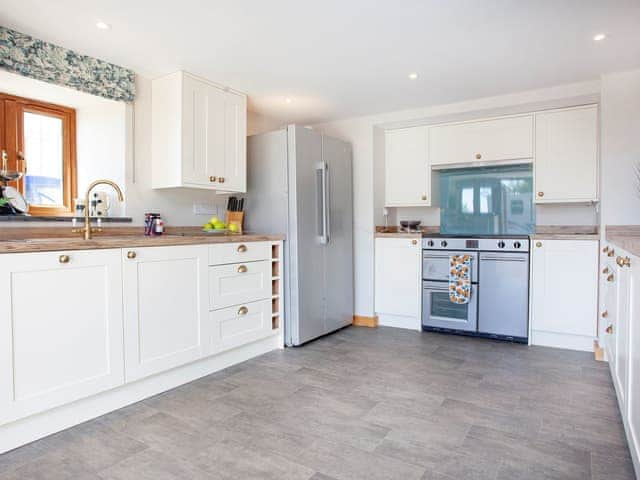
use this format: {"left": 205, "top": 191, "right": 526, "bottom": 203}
{"left": 628, "top": 257, "right": 640, "bottom": 458}
{"left": 210, "top": 299, "right": 273, "bottom": 353}
{"left": 209, "top": 260, "right": 271, "bottom": 310}
{"left": 374, "top": 238, "right": 421, "bottom": 318}
{"left": 0, "top": 250, "right": 124, "bottom": 425}
{"left": 535, "top": 105, "right": 598, "bottom": 203}
{"left": 218, "top": 91, "right": 247, "bottom": 192}
{"left": 123, "top": 245, "right": 209, "bottom": 381}
{"left": 385, "top": 126, "right": 430, "bottom": 206}
{"left": 531, "top": 240, "right": 598, "bottom": 337}
{"left": 429, "top": 115, "right": 533, "bottom": 166}
{"left": 615, "top": 263, "right": 631, "bottom": 408}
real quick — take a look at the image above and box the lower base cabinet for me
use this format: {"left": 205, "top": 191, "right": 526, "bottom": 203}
{"left": 0, "top": 249, "right": 125, "bottom": 425}
{"left": 531, "top": 239, "right": 599, "bottom": 351}
{"left": 210, "top": 298, "right": 273, "bottom": 353}
{"left": 122, "top": 245, "right": 210, "bottom": 382}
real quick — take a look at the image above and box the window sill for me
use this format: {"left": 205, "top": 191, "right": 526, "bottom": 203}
{"left": 0, "top": 215, "right": 132, "bottom": 223}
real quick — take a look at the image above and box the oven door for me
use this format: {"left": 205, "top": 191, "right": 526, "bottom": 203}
{"left": 422, "top": 280, "right": 478, "bottom": 332}
{"left": 422, "top": 251, "right": 478, "bottom": 282}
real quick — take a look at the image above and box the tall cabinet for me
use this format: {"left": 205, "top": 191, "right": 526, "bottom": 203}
{"left": 152, "top": 71, "right": 247, "bottom": 192}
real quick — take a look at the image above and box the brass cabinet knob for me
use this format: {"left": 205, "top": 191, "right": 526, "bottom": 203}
{"left": 537, "top": 192, "right": 544, "bottom": 197}
{"left": 237, "top": 244, "right": 247, "bottom": 253}
{"left": 218, "top": 177, "right": 225, "bottom": 183}
{"left": 237, "top": 265, "right": 248, "bottom": 273}
{"left": 607, "top": 273, "right": 615, "bottom": 282}
{"left": 411, "top": 239, "right": 417, "bottom": 245}
{"left": 535, "top": 241, "right": 542, "bottom": 248}
{"left": 237, "top": 306, "right": 248, "bottom": 316}
{"left": 209, "top": 176, "right": 217, "bottom": 182}
{"left": 623, "top": 257, "right": 632, "bottom": 268}
{"left": 603, "top": 246, "right": 610, "bottom": 253}
{"left": 602, "top": 311, "right": 609, "bottom": 318}
{"left": 421, "top": 194, "right": 427, "bottom": 201}
{"left": 606, "top": 324, "right": 614, "bottom": 334}
{"left": 602, "top": 267, "right": 610, "bottom": 274}
{"left": 608, "top": 249, "right": 615, "bottom": 257}
{"left": 127, "top": 251, "right": 137, "bottom": 259}
{"left": 616, "top": 256, "right": 624, "bottom": 267}
{"left": 58, "top": 254, "right": 70, "bottom": 264}
{"left": 475, "top": 153, "right": 482, "bottom": 160}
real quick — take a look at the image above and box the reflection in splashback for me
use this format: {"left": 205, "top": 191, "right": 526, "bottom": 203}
{"left": 439, "top": 164, "right": 535, "bottom": 235}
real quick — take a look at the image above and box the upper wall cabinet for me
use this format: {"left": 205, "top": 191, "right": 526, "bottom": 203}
{"left": 152, "top": 71, "right": 247, "bottom": 192}
{"left": 384, "top": 126, "right": 437, "bottom": 207}
{"left": 534, "top": 105, "right": 598, "bottom": 203}
{"left": 429, "top": 115, "right": 533, "bottom": 167}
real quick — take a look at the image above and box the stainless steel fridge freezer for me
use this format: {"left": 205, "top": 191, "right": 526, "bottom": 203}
{"left": 245, "top": 125, "right": 354, "bottom": 346}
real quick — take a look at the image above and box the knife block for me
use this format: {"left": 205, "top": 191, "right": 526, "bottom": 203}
{"left": 225, "top": 211, "right": 244, "bottom": 233}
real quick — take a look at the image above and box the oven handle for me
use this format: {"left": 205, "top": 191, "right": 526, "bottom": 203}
{"left": 481, "top": 255, "right": 528, "bottom": 262}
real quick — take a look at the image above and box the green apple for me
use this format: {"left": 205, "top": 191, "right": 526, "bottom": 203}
{"left": 208, "top": 216, "right": 220, "bottom": 225}
{"left": 203, "top": 222, "right": 214, "bottom": 230}
{"left": 228, "top": 223, "right": 239, "bottom": 233}
{"left": 213, "top": 221, "right": 226, "bottom": 230}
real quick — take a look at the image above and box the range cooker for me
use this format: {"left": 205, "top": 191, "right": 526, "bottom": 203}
{"left": 422, "top": 235, "right": 530, "bottom": 343}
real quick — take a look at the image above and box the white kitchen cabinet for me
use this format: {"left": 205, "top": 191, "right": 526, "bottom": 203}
{"left": 429, "top": 115, "right": 533, "bottom": 167}
{"left": 534, "top": 105, "right": 598, "bottom": 203}
{"left": 384, "top": 126, "right": 436, "bottom": 206}
{"left": 374, "top": 237, "right": 422, "bottom": 330}
{"left": 209, "top": 260, "right": 272, "bottom": 310}
{"left": 210, "top": 298, "right": 273, "bottom": 353}
{"left": 614, "top": 256, "right": 632, "bottom": 410}
{"left": 531, "top": 239, "right": 599, "bottom": 351}
{"left": 122, "top": 245, "right": 210, "bottom": 382}
{"left": 0, "top": 249, "right": 124, "bottom": 425}
{"left": 152, "top": 71, "right": 247, "bottom": 192}
{"left": 626, "top": 253, "right": 640, "bottom": 468}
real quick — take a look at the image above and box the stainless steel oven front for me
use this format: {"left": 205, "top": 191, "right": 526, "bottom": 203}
{"left": 422, "top": 251, "right": 479, "bottom": 283}
{"left": 422, "top": 280, "right": 478, "bottom": 332}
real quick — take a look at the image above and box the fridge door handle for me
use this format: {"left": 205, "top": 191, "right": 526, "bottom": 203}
{"left": 316, "top": 161, "right": 329, "bottom": 244}
{"left": 324, "top": 162, "right": 330, "bottom": 245}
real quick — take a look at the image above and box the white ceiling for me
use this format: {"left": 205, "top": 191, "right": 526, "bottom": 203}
{"left": 2, "top": 0, "right": 639, "bottom": 124}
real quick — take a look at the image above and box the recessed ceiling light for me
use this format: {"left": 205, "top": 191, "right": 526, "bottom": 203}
{"left": 408, "top": 73, "right": 418, "bottom": 80}
{"left": 284, "top": 97, "right": 293, "bottom": 104}
{"left": 593, "top": 33, "right": 606, "bottom": 41}
{"left": 95, "top": 21, "right": 111, "bottom": 30}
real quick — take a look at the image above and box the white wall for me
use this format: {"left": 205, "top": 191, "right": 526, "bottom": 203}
{"left": 600, "top": 69, "right": 640, "bottom": 226}
{"left": 313, "top": 80, "right": 602, "bottom": 317}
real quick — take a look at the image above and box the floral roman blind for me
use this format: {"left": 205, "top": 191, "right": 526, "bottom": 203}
{"left": 0, "top": 26, "right": 135, "bottom": 102}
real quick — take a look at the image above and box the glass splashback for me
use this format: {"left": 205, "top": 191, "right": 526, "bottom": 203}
{"left": 439, "top": 164, "right": 534, "bottom": 235}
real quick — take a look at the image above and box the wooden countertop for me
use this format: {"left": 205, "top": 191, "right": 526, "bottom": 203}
{"left": 532, "top": 225, "right": 599, "bottom": 240}
{"left": 0, "top": 232, "right": 285, "bottom": 254}
{"left": 606, "top": 226, "right": 640, "bottom": 258}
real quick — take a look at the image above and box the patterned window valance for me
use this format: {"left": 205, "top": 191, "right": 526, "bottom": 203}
{"left": 0, "top": 26, "right": 135, "bottom": 102}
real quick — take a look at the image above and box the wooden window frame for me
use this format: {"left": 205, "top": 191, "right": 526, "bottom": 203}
{"left": 0, "top": 92, "right": 77, "bottom": 216}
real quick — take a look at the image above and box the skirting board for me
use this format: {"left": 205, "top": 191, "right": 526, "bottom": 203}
{"left": 0, "top": 334, "right": 282, "bottom": 454}
{"left": 352, "top": 315, "right": 378, "bottom": 328}
{"left": 531, "top": 330, "right": 595, "bottom": 352}
{"left": 377, "top": 313, "right": 421, "bottom": 331}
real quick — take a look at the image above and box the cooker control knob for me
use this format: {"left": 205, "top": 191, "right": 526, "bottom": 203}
{"left": 440, "top": 240, "right": 448, "bottom": 247}
{"left": 497, "top": 241, "right": 506, "bottom": 249}
{"left": 513, "top": 241, "right": 522, "bottom": 249}
{"left": 427, "top": 240, "right": 434, "bottom": 247}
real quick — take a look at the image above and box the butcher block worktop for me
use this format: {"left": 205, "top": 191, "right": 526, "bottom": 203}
{"left": 606, "top": 225, "right": 640, "bottom": 258}
{"left": 0, "top": 226, "right": 284, "bottom": 254}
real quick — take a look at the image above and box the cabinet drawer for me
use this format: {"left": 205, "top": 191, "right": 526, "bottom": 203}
{"left": 209, "top": 260, "right": 271, "bottom": 309}
{"left": 210, "top": 299, "right": 273, "bottom": 353}
{"left": 209, "top": 241, "right": 271, "bottom": 265}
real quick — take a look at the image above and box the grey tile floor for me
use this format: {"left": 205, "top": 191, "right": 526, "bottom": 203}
{"left": 0, "top": 326, "right": 635, "bottom": 479}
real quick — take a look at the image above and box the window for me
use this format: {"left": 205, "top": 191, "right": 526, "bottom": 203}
{"left": 0, "top": 93, "right": 77, "bottom": 215}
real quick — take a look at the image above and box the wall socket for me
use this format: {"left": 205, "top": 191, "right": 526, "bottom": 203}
{"left": 193, "top": 202, "right": 219, "bottom": 216}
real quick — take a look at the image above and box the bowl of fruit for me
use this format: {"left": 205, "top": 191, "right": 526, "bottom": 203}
{"left": 202, "top": 216, "right": 241, "bottom": 234}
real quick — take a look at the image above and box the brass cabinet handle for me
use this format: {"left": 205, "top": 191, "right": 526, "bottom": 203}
{"left": 237, "top": 265, "right": 248, "bottom": 273}
{"left": 606, "top": 324, "right": 614, "bottom": 334}
{"left": 58, "top": 254, "right": 70, "bottom": 264}
{"left": 421, "top": 194, "right": 427, "bottom": 201}
{"left": 237, "top": 244, "right": 247, "bottom": 253}
{"left": 608, "top": 250, "right": 615, "bottom": 257}
{"left": 535, "top": 241, "right": 542, "bottom": 248}
{"left": 603, "top": 246, "right": 610, "bottom": 253}
{"left": 607, "top": 274, "right": 615, "bottom": 282}
{"left": 209, "top": 176, "right": 217, "bottom": 182}
{"left": 602, "top": 267, "right": 610, "bottom": 274}
{"left": 602, "top": 311, "right": 609, "bottom": 318}
{"left": 127, "top": 251, "right": 137, "bottom": 259}
{"left": 623, "top": 257, "right": 631, "bottom": 268}
{"left": 537, "top": 192, "right": 544, "bottom": 197}
{"left": 237, "top": 306, "right": 248, "bottom": 315}
{"left": 475, "top": 153, "right": 481, "bottom": 160}
{"left": 616, "top": 256, "right": 624, "bottom": 267}
{"left": 218, "top": 177, "right": 225, "bottom": 183}
{"left": 411, "top": 239, "right": 417, "bottom": 245}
